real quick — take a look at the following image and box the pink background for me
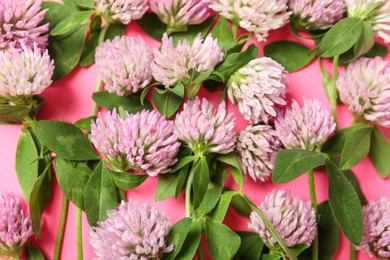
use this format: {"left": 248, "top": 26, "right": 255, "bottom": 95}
{"left": 1, "top": 22, "right": 389, "bottom": 260}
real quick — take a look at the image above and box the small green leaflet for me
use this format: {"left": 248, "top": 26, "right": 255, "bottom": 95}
{"left": 152, "top": 84, "right": 184, "bottom": 118}
{"left": 369, "top": 126, "right": 390, "bottom": 178}
{"left": 206, "top": 220, "right": 241, "bottom": 260}
{"left": 165, "top": 218, "right": 193, "bottom": 260}
{"left": 109, "top": 170, "right": 148, "bottom": 190}
{"left": 50, "top": 10, "right": 94, "bottom": 36}
{"left": 192, "top": 157, "right": 210, "bottom": 209}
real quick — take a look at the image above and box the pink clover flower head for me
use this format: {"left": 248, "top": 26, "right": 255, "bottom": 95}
{"left": 0, "top": 0, "right": 49, "bottom": 50}
{"left": 149, "top": 0, "right": 212, "bottom": 34}
{"left": 356, "top": 197, "right": 390, "bottom": 258}
{"left": 210, "top": 0, "right": 292, "bottom": 41}
{"left": 248, "top": 189, "right": 317, "bottom": 248}
{"left": 345, "top": 0, "right": 390, "bottom": 43}
{"left": 174, "top": 97, "right": 236, "bottom": 156}
{"left": 0, "top": 43, "right": 54, "bottom": 101}
{"left": 151, "top": 33, "right": 223, "bottom": 87}
{"left": 227, "top": 57, "right": 287, "bottom": 124}
{"left": 96, "top": 0, "right": 148, "bottom": 25}
{"left": 275, "top": 99, "right": 336, "bottom": 151}
{"left": 337, "top": 57, "right": 390, "bottom": 127}
{"left": 237, "top": 125, "right": 281, "bottom": 182}
{"left": 90, "top": 200, "right": 173, "bottom": 260}
{"left": 90, "top": 109, "right": 180, "bottom": 176}
{"left": 96, "top": 36, "right": 154, "bottom": 96}
{"left": 0, "top": 192, "right": 33, "bottom": 259}
{"left": 289, "top": 0, "right": 346, "bottom": 30}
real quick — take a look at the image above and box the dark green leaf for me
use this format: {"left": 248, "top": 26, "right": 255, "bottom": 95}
{"left": 137, "top": 13, "right": 166, "bottom": 41}
{"left": 63, "top": 0, "right": 93, "bottom": 9}
{"left": 84, "top": 162, "right": 118, "bottom": 226}
{"left": 92, "top": 91, "right": 153, "bottom": 113}
{"left": 343, "top": 170, "right": 367, "bottom": 205}
{"left": 326, "top": 160, "right": 363, "bottom": 245}
{"left": 317, "top": 201, "right": 339, "bottom": 260}
{"left": 171, "top": 156, "right": 196, "bottom": 172}
{"left": 353, "top": 21, "right": 375, "bottom": 58}
{"left": 216, "top": 152, "right": 244, "bottom": 189}
{"left": 206, "top": 220, "right": 241, "bottom": 260}
{"left": 233, "top": 231, "right": 264, "bottom": 260}
{"left": 264, "top": 41, "right": 315, "bottom": 72}
{"left": 104, "top": 23, "right": 127, "bottom": 41}
{"left": 89, "top": 15, "right": 102, "bottom": 34}
{"left": 156, "top": 173, "right": 179, "bottom": 201}
{"left": 319, "top": 18, "right": 364, "bottom": 58}
{"left": 16, "top": 130, "right": 39, "bottom": 202}
{"left": 175, "top": 165, "right": 189, "bottom": 198}
{"left": 26, "top": 244, "right": 45, "bottom": 260}
{"left": 192, "top": 69, "right": 214, "bottom": 84}
{"left": 165, "top": 218, "right": 193, "bottom": 260}
{"left": 80, "top": 31, "right": 100, "bottom": 67}
{"left": 340, "top": 125, "right": 372, "bottom": 170}
{"left": 192, "top": 158, "right": 210, "bottom": 209}
{"left": 231, "top": 193, "right": 252, "bottom": 217}
{"left": 363, "top": 43, "right": 388, "bottom": 58}
{"left": 173, "top": 219, "right": 202, "bottom": 260}
{"left": 171, "top": 16, "right": 215, "bottom": 45}
{"left": 54, "top": 158, "right": 92, "bottom": 210}
{"left": 211, "top": 17, "right": 235, "bottom": 53}
{"left": 35, "top": 120, "right": 99, "bottom": 161}
{"left": 209, "top": 191, "right": 238, "bottom": 222}
{"left": 109, "top": 170, "right": 148, "bottom": 190}
{"left": 289, "top": 244, "right": 309, "bottom": 256}
{"left": 369, "top": 126, "right": 390, "bottom": 178}
{"left": 169, "top": 82, "right": 185, "bottom": 98}
{"left": 273, "top": 149, "right": 325, "bottom": 183}
{"left": 50, "top": 10, "right": 94, "bottom": 36}
{"left": 261, "top": 255, "right": 281, "bottom": 260}
{"left": 74, "top": 116, "right": 96, "bottom": 131}
{"left": 196, "top": 183, "right": 224, "bottom": 215}
{"left": 152, "top": 88, "right": 183, "bottom": 118}
{"left": 0, "top": 103, "right": 31, "bottom": 123}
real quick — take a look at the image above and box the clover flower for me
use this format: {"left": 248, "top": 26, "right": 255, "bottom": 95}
{"left": 96, "top": 36, "right": 153, "bottom": 96}
{"left": 90, "top": 200, "right": 173, "bottom": 260}
{"left": 289, "top": 0, "right": 346, "bottom": 30}
{"left": 275, "top": 99, "right": 336, "bottom": 151}
{"left": 210, "top": 0, "right": 291, "bottom": 41}
{"left": 227, "top": 57, "right": 287, "bottom": 124}
{"left": 248, "top": 189, "right": 317, "bottom": 249}
{"left": 149, "top": 0, "right": 211, "bottom": 34}
{"left": 337, "top": 57, "right": 390, "bottom": 127}
{"left": 0, "top": 192, "right": 33, "bottom": 259}
{"left": 90, "top": 109, "right": 180, "bottom": 176}
{"left": 151, "top": 33, "right": 223, "bottom": 89}
{"left": 237, "top": 125, "right": 281, "bottom": 182}
{"left": 356, "top": 197, "right": 390, "bottom": 258}
{"left": 0, "top": 0, "right": 49, "bottom": 50}
{"left": 0, "top": 44, "right": 54, "bottom": 101}
{"left": 96, "top": 0, "right": 148, "bottom": 25}
{"left": 345, "top": 0, "right": 390, "bottom": 43}
{"left": 174, "top": 97, "right": 236, "bottom": 156}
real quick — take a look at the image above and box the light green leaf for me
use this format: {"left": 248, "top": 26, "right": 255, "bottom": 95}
{"left": 192, "top": 158, "right": 210, "bottom": 209}
{"left": 92, "top": 91, "right": 153, "bottom": 113}
{"left": 74, "top": 116, "right": 96, "bottom": 131}
{"left": 211, "top": 17, "right": 235, "bottom": 53}
{"left": 369, "top": 126, "right": 390, "bottom": 178}
{"left": 152, "top": 88, "right": 183, "bottom": 118}
{"left": 206, "top": 220, "right": 241, "bottom": 260}
{"left": 156, "top": 173, "right": 179, "bottom": 201}
{"left": 25, "top": 244, "right": 45, "bottom": 260}
{"left": 109, "top": 170, "right": 148, "bottom": 190}
{"left": 174, "top": 219, "right": 202, "bottom": 260}
{"left": 196, "top": 183, "right": 224, "bottom": 215}
{"left": 171, "top": 156, "right": 196, "bottom": 173}
{"left": 50, "top": 10, "right": 94, "bottom": 36}
{"left": 209, "top": 191, "right": 238, "bottom": 222}
{"left": 165, "top": 218, "right": 193, "bottom": 260}
{"left": 216, "top": 152, "right": 244, "bottom": 189}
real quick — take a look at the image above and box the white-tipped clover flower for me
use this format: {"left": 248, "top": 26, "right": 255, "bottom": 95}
{"left": 174, "top": 97, "right": 236, "bottom": 156}
{"left": 237, "top": 125, "right": 281, "bottom": 182}
{"left": 356, "top": 197, "right": 390, "bottom": 258}
{"left": 96, "top": 36, "right": 154, "bottom": 96}
{"left": 0, "top": 0, "right": 49, "bottom": 50}
{"left": 227, "top": 57, "right": 287, "bottom": 124}
{"left": 337, "top": 57, "right": 390, "bottom": 127}
{"left": 275, "top": 99, "right": 336, "bottom": 151}
{"left": 90, "top": 200, "right": 173, "bottom": 260}
{"left": 0, "top": 44, "right": 54, "bottom": 101}
{"left": 210, "top": 0, "right": 292, "bottom": 41}
{"left": 289, "top": 0, "right": 346, "bottom": 30}
{"left": 96, "top": 0, "right": 148, "bottom": 25}
{"left": 345, "top": 0, "right": 390, "bottom": 43}
{"left": 0, "top": 192, "right": 33, "bottom": 259}
{"left": 151, "top": 34, "right": 224, "bottom": 92}
{"left": 149, "top": 0, "right": 212, "bottom": 34}
{"left": 90, "top": 109, "right": 180, "bottom": 176}
{"left": 248, "top": 189, "right": 317, "bottom": 249}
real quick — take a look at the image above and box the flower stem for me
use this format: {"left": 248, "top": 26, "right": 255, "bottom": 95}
{"left": 185, "top": 158, "right": 200, "bottom": 217}
{"left": 332, "top": 55, "right": 339, "bottom": 126}
{"left": 76, "top": 207, "right": 83, "bottom": 260}
{"left": 232, "top": 23, "right": 239, "bottom": 39}
{"left": 118, "top": 189, "right": 126, "bottom": 202}
{"left": 350, "top": 243, "right": 356, "bottom": 260}
{"left": 197, "top": 244, "right": 205, "bottom": 260}
{"left": 308, "top": 169, "right": 318, "bottom": 260}
{"left": 53, "top": 196, "right": 69, "bottom": 260}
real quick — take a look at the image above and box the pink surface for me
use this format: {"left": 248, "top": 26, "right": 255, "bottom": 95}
{"left": 1, "top": 22, "right": 390, "bottom": 260}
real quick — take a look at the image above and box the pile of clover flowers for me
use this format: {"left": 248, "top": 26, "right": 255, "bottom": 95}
{"left": 0, "top": 0, "right": 390, "bottom": 260}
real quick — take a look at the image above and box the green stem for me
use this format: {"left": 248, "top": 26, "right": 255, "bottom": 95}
{"left": 76, "top": 207, "right": 83, "bottom": 260}
{"left": 232, "top": 23, "right": 239, "bottom": 39}
{"left": 243, "top": 195, "right": 297, "bottom": 260}
{"left": 332, "top": 55, "right": 339, "bottom": 126}
{"left": 197, "top": 244, "right": 205, "bottom": 260}
{"left": 308, "top": 169, "right": 318, "bottom": 260}
{"left": 53, "top": 196, "right": 69, "bottom": 260}
{"left": 185, "top": 158, "right": 200, "bottom": 217}
{"left": 118, "top": 189, "right": 126, "bottom": 202}
{"left": 350, "top": 243, "right": 356, "bottom": 260}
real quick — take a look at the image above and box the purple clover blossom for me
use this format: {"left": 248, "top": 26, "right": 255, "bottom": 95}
{"left": 0, "top": 43, "right": 54, "bottom": 101}
{"left": 237, "top": 125, "right": 281, "bottom": 182}
{"left": 96, "top": 0, "right": 148, "bottom": 25}
{"left": 227, "top": 57, "right": 287, "bottom": 124}
{"left": 174, "top": 97, "right": 236, "bottom": 156}
{"left": 289, "top": 0, "right": 346, "bottom": 30}
{"left": 95, "top": 36, "right": 154, "bottom": 96}
{"left": 0, "top": 0, "right": 49, "bottom": 51}
{"left": 345, "top": 0, "right": 390, "bottom": 43}
{"left": 275, "top": 99, "right": 336, "bottom": 151}
{"left": 149, "top": 0, "right": 212, "bottom": 34}
{"left": 356, "top": 197, "right": 390, "bottom": 258}
{"left": 90, "top": 109, "right": 180, "bottom": 176}
{"left": 90, "top": 200, "right": 173, "bottom": 260}
{"left": 0, "top": 192, "right": 33, "bottom": 259}
{"left": 337, "top": 57, "right": 390, "bottom": 127}
{"left": 248, "top": 189, "right": 317, "bottom": 248}
{"left": 210, "top": 0, "right": 292, "bottom": 41}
